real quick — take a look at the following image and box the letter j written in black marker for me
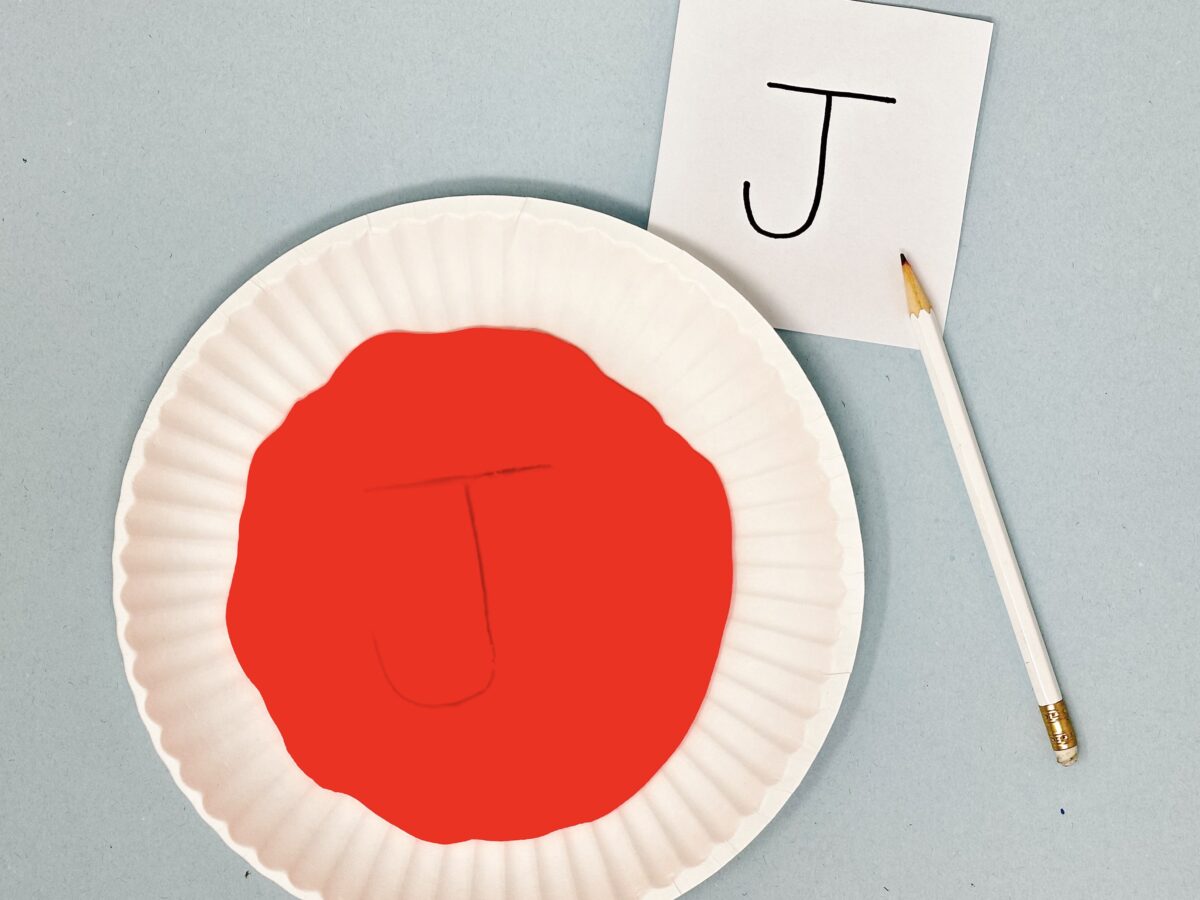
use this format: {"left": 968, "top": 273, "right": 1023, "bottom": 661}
{"left": 743, "top": 83, "right": 897, "bottom": 239}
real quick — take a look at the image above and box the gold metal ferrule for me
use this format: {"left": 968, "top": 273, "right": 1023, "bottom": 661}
{"left": 1040, "top": 700, "right": 1077, "bottom": 752}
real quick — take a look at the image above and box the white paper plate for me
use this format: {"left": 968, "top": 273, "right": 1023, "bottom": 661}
{"left": 113, "top": 196, "right": 864, "bottom": 899}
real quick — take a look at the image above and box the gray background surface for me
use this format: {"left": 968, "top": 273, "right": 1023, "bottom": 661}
{"left": 2, "top": 1, "right": 1198, "bottom": 897}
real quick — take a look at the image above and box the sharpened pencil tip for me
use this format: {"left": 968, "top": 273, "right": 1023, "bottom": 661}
{"left": 899, "top": 253, "right": 932, "bottom": 316}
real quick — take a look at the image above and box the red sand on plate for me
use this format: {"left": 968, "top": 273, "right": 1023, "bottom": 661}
{"left": 227, "top": 327, "right": 732, "bottom": 843}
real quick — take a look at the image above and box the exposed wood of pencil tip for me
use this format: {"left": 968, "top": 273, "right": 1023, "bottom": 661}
{"left": 900, "top": 253, "right": 932, "bottom": 316}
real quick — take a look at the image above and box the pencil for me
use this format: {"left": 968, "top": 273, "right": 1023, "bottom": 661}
{"left": 900, "top": 253, "right": 1078, "bottom": 766}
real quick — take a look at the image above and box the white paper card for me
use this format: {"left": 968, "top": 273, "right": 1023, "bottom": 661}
{"left": 649, "top": 0, "right": 992, "bottom": 347}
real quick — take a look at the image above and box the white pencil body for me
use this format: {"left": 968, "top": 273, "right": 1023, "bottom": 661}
{"left": 910, "top": 309, "right": 1062, "bottom": 705}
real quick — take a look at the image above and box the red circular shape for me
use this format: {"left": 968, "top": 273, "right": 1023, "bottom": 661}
{"left": 227, "top": 328, "right": 733, "bottom": 843}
